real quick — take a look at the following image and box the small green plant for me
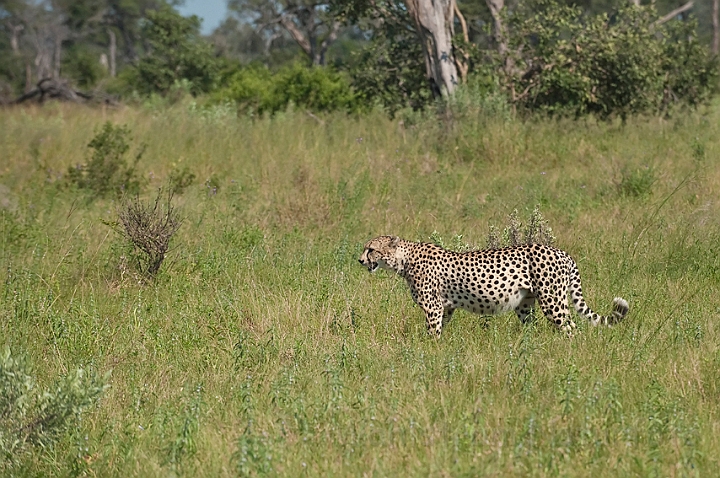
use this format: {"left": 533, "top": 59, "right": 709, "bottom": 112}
{"left": 618, "top": 165, "right": 657, "bottom": 198}
{"left": 116, "top": 189, "right": 182, "bottom": 279}
{"left": 165, "top": 383, "right": 203, "bottom": 470}
{"left": 429, "top": 231, "right": 474, "bottom": 252}
{"left": 486, "top": 206, "right": 556, "bottom": 248}
{"left": 235, "top": 420, "right": 274, "bottom": 477}
{"left": 168, "top": 165, "right": 196, "bottom": 195}
{"left": 691, "top": 138, "right": 706, "bottom": 162}
{"left": 67, "top": 122, "right": 144, "bottom": 198}
{"left": 205, "top": 174, "right": 221, "bottom": 195}
{"left": 0, "top": 347, "right": 108, "bottom": 471}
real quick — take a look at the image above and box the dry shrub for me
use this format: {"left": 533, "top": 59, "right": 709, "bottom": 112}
{"left": 118, "top": 189, "right": 181, "bottom": 279}
{"left": 486, "top": 206, "right": 556, "bottom": 249}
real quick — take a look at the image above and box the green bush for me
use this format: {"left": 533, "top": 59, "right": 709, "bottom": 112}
{"left": 0, "top": 347, "right": 108, "bottom": 470}
{"left": 503, "top": 3, "right": 717, "bottom": 119}
{"left": 349, "top": 26, "right": 432, "bottom": 114}
{"left": 661, "top": 19, "right": 719, "bottom": 110}
{"left": 618, "top": 165, "right": 657, "bottom": 198}
{"left": 340, "top": 0, "right": 434, "bottom": 114}
{"left": 66, "top": 122, "right": 144, "bottom": 198}
{"left": 168, "top": 165, "right": 196, "bottom": 195}
{"left": 213, "top": 62, "right": 360, "bottom": 115}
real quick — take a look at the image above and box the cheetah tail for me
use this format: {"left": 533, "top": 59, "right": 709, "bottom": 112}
{"left": 607, "top": 297, "right": 629, "bottom": 325}
{"left": 577, "top": 296, "right": 629, "bottom": 327}
{"left": 569, "top": 257, "right": 629, "bottom": 326}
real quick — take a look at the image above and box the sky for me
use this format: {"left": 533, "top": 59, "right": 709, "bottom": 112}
{"left": 176, "top": 0, "right": 229, "bottom": 35}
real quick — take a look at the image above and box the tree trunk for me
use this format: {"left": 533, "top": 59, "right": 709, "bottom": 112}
{"left": 25, "top": 62, "right": 33, "bottom": 93}
{"left": 8, "top": 23, "right": 24, "bottom": 55}
{"left": 53, "top": 31, "right": 62, "bottom": 79}
{"left": 317, "top": 21, "right": 341, "bottom": 66}
{"left": 486, "top": 0, "right": 511, "bottom": 73}
{"left": 278, "top": 15, "right": 314, "bottom": 62}
{"left": 108, "top": 28, "right": 117, "bottom": 77}
{"left": 713, "top": 0, "right": 719, "bottom": 55}
{"left": 404, "top": 0, "right": 458, "bottom": 97}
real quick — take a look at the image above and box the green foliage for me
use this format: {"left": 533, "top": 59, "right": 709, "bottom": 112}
{"left": 617, "top": 165, "right": 657, "bottom": 198}
{"left": 505, "top": 3, "right": 718, "bottom": 119}
{"left": 0, "top": 347, "right": 108, "bottom": 471}
{"left": 235, "top": 420, "right": 274, "bottom": 476}
{"left": 213, "top": 62, "right": 360, "bottom": 115}
{"left": 168, "top": 165, "right": 196, "bottom": 195}
{"left": 62, "top": 45, "right": 106, "bottom": 89}
{"left": 133, "top": 8, "right": 221, "bottom": 96}
{"left": 165, "top": 383, "right": 203, "bottom": 469}
{"left": 347, "top": 3, "right": 433, "bottom": 113}
{"left": 661, "top": 19, "right": 719, "bottom": 110}
{"left": 66, "top": 122, "right": 144, "bottom": 198}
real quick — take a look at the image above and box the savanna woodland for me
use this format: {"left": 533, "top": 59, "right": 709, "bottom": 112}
{"left": 2, "top": 0, "right": 720, "bottom": 476}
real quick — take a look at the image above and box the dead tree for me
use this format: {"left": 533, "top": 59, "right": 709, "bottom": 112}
{"left": 12, "top": 78, "right": 92, "bottom": 104}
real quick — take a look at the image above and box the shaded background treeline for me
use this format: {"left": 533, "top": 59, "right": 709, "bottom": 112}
{"left": 0, "top": 0, "right": 718, "bottom": 118}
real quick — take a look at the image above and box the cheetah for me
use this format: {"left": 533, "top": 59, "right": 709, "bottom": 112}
{"left": 358, "top": 235, "right": 629, "bottom": 337}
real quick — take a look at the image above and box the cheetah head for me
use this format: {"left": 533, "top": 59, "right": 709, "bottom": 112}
{"left": 359, "top": 236, "right": 404, "bottom": 273}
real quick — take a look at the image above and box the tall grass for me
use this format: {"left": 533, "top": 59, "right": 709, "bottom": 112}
{"left": 1, "top": 100, "right": 720, "bottom": 476}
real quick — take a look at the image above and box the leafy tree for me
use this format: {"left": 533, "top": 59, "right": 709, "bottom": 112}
{"left": 333, "top": 1, "right": 430, "bottom": 112}
{"left": 133, "top": 7, "right": 221, "bottom": 95}
{"left": 496, "top": 2, "right": 717, "bottom": 119}
{"left": 103, "top": 0, "right": 176, "bottom": 63}
{"left": 661, "top": 17, "right": 719, "bottom": 109}
{"left": 227, "top": 0, "right": 343, "bottom": 65}
{"left": 336, "top": 0, "right": 461, "bottom": 98}
{"left": 209, "top": 15, "right": 302, "bottom": 66}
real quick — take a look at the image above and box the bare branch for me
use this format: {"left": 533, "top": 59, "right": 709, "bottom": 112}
{"left": 279, "top": 14, "right": 312, "bottom": 57}
{"left": 453, "top": 0, "right": 470, "bottom": 83}
{"left": 318, "top": 20, "right": 341, "bottom": 64}
{"left": 654, "top": 1, "right": 694, "bottom": 27}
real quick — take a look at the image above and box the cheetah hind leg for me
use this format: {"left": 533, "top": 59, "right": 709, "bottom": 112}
{"left": 443, "top": 306, "right": 455, "bottom": 326}
{"left": 514, "top": 295, "right": 537, "bottom": 324}
{"left": 536, "top": 291, "right": 577, "bottom": 336}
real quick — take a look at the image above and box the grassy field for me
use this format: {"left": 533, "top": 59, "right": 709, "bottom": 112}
{"left": 1, "top": 100, "right": 720, "bottom": 476}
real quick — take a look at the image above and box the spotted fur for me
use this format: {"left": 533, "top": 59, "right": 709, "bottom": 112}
{"left": 359, "top": 235, "right": 629, "bottom": 337}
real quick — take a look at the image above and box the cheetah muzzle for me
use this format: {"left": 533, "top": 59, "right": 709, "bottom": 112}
{"left": 359, "top": 235, "right": 629, "bottom": 337}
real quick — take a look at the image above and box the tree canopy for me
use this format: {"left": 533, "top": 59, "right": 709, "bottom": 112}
{"left": 0, "top": 0, "right": 717, "bottom": 118}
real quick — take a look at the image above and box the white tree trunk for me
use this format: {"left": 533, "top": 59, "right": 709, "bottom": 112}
{"left": 713, "top": 0, "right": 719, "bottom": 55}
{"left": 486, "top": 0, "right": 511, "bottom": 73}
{"left": 53, "top": 29, "right": 62, "bottom": 79}
{"left": 8, "top": 23, "right": 24, "bottom": 55}
{"left": 108, "top": 28, "right": 117, "bottom": 77}
{"left": 405, "top": 0, "right": 458, "bottom": 97}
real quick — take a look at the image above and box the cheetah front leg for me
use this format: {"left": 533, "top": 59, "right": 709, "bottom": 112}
{"left": 416, "top": 298, "right": 445, "bottom": 337}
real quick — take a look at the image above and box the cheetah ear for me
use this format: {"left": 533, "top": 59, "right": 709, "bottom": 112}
{"left": 390, "top": 236, "right": 401, "bottom": 246}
